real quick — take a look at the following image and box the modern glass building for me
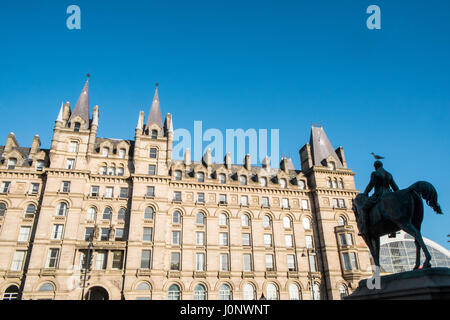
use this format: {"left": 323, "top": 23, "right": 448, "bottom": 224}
{"left": 379, "top": 231, "right": 450, "bottom": 273}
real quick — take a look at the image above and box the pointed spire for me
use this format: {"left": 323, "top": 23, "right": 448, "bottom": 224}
{"left": 184, "top": 148, "right": 191, "bottom": 166}
{"left": 146, "top": 83, "right": 163, "bottom": 129}
{"left": 136, "top": 111, "right": 144, "bottom": 130}
{"left": 309, "top": 125, "right": 343, "bottom": 168}
{"left": 56, "top": 102, "right": 64, "bottom": 122}
{"left": 69, "top": 75, "right": 90, "bottom": 129}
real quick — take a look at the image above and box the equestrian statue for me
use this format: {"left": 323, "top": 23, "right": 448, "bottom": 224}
{"left": 352, "top": 160, "right": 443, "bottom": 270}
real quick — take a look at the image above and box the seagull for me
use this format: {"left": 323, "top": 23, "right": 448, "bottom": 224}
{"left": 371, "top": 152, "right": 385, "bottom": 160}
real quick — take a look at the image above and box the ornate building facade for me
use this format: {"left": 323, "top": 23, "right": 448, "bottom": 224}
{"left": 0, "top": 78, "right": 371, "bottom": 300}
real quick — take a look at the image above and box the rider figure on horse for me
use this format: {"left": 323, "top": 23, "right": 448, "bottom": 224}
{"left": 359, "top": 160, "right": 399, "bottom": 236}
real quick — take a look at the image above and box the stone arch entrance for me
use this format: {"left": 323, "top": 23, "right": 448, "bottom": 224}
{"left": 85, "top": 286, "right": 109, "bottom": 300}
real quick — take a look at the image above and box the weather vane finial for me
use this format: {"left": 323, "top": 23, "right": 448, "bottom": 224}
{"left": 87, "top": 73, "right": 90, "bottom": 79}
{"left": 155, "top": 82, "right": 159, "bottom": 88}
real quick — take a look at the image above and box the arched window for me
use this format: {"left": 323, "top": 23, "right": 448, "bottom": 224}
{"left": 327, "top": 178, "right": 332, "bottom": 188}
{"left": 240, "top": 175, "right": 247, "bottom": 185}
{"left": 149, "top": 148, "right": 158, "bottom": 159}
{"left": 137, "top": 282, "right": 151, "bottom": 291}
{"left": 196, "top": 212, "right": 205, "bottom": 225}
{"left": 266, "top": 283, "right": 278, "bottom": 300}
{"left": 332, "top": 179, "right": 337, "bottom": 189}
{"left": 117, "top": 167, "right": 124, "bottom": 176}
{"left": 243, "top": 283, "right": 255, "bottom": 300}
{"left": 260, "top": 177, "right": 267, "bottom": 187}
{"left": 219, "top": 284, "right": 231, "bottom": 300}
{"left": 197, "top": 172, "right": 205, "bottom": 183}
{"left": 298, "top": 180, "right": 306, "bottom": 190}
{"left": 107, "top": 167, "right": 116, "bottom": 176}
{"left": 241, "top": 214, "right": 250, "bottom": 227}
{"left": 283, "top": 216, "right": 292, "bottom": 229}
{"left": 219, "top": 213, "right": 228, "bottom": 226}
{"left": 119, "top": 148, "right": 126, "bottom": 159}
{"left": 100, "top": 166, "right": 107, "bottom": 175}
{"left": 87, "top": 207, "right": 97, "bottom": 220}
{"left": 25, "top": 204, "right": 36, "bottom": 217}
{"left": 145, "top": 207, "right": 154, "bottom": 220}
{"left": 151, "top": 130, "right": 158, "bottom": 139}
{"left": 168, "top": 284, "right": 180, "bottom": 300}
{"left": 280, "top": 178, "right": 287, "bottom": 188}
{"left": 337, "top": 216, "right": 347, "bottom": 226}
{"left": 172, "top": 211, "right": 181, "bottom": 224}
{"left": 74, "top": 122, "right": 81, "bottom": 132}
{"left": 302, "top": 217, "right": 311, "bottom": 230}
{"left": 312, "top": 283, "right": 321, "bottom": 300}
{"left": 262, "top": 215, "right": 271, "bottom": 228}
{"left": 56, "top": 202, "right": 68, "bottom": 216}
{"left": 0, "top": 203, "right": 7, "bottom": 217}
{"left": 338, "top": 179, "right": 344, "bottom": 189}
{"left": 174, "top": 170, "right": 182, "bottom": 181}
{"left": 2, "top": 285, "right": 19, "bottom": 300}
{"left": 102, "top": 207, "right": 112, "bottom": 220}
{"left": 218, "top": 174, "right": 226, "bottom": 184}
{"left": 289, "top": 283, "right": 300, "bottom": 300}
{"left": 194, "top": 284, "right": 207, "bottom": 300}
{"left": 102, "top": 147, "right": 110, "bottom": 157}
{"left": 39, "top": 282, "right": 55, "bottom": 292}
{"left": 339, "top": 285, "right": 348, "bottom": 299}
{"left": 118, "top": 208, "right": 126, "bottom": 221}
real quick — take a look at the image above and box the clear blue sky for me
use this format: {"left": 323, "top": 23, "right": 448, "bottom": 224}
{"left": 0, "top": 0, "right": 449, "bottom": 249}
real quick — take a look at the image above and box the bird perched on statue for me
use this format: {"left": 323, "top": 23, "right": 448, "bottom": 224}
{"left": 371, "top": 152, "right": 385, "bottom": 160}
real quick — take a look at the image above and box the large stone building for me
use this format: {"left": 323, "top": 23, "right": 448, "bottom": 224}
{"left": 0, "top": 78, "right": 372, "bottom": 300}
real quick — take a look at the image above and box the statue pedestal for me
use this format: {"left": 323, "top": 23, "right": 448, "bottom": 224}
{"left": 344, "top": 267, "right": 450, "bottom": 300}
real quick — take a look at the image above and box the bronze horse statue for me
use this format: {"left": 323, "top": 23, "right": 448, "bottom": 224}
{"left": 352, "top": 181, "right": 443, "bottom": 270}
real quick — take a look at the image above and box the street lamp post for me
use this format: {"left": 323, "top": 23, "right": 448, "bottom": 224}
{"left": 80, "top": 227, "right": 96, "bottom": 300}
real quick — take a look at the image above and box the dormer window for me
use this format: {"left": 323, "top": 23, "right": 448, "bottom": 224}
{"left": 174, "top": 170, "right": 182, "bottom": 181}
{"left": 197, "top": 172, "right": 205, "bottom": 183}
{"left": 280, "top": 178, "right": 287, "bottom": 188}
{"left": 298, "top": 180, "right": 306, "bottom": 190}
{"left": 240, "top": 175, "right": 247, "bottom": 185}
{"left": 119, "top": 149, "right": 126, "bottom": 159}
{"left": 328, "top": 161, "right": 336, "bottom": 171}
{"left": 36, "top": 160, "right": 45, "bottom": 171}
{"left": 260, "top": 177, "right": 267, "bottom": 187}
{"left": 218, "top": 173, "right": 226, "bottom": 184}
{"left": 102, "top": 147, "right": 110, "bottom": 157}
{"left": 74, "top": 122, "right": 81, "bottom": 132}
{"left": 151, "top": 130, "right": 158, "bottom": 139}
{"left": 7, "top": 158, "right": 17, "bottom": 170}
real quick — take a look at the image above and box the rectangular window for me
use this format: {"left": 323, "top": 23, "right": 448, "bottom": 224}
{"left": 146, "top": 186, "right": 155, "bottom": 197}
{"left": 350, "top": 252, "right": 359, "bottom": 270}
{"left": 173, "top": 191, "right": 182, "bottom": 202}
{"left": 241, "top": 196, "right": 248, "bottom": 206}
{"left": 115, "top": 228, "right": 124, "bottom": 241}
{"left": 287, "top": 254, "right": 296, "bottom": 271}
{"left": 102, "top": 147, "right": 109, "bottom": 157}
{"left": 197, "top": 193, "right": 205, "bottom": 203}
{"left": 143, "top": 227, "right": 153, "bottom": 242}
{"left": 112, "top": 251, "right": 124, "bottom": 270}
{"left": 282, "top": 198, "right": 289, "bottom": 208}
{"left": 149, "top": 148, "right": 157, "bottom": 159}
{"left": 305, "top": 235, "right": 313, "bottom": 249}
{"left": 36, "top": 160, "right": 45, "bottom": 171}
{"left": 219, "top": 194, "right": 227, "bottom": 204}
{"left": 265, "top": 254, "right": 274, "bottom": 271}
{"left": 346, "top": 234, "right": 353, "bottom": 246}
{"left": 30, "top": 183, "right": 40, "bottom": 194}
{"left": 242, "top": 233, "right": 250, "bottom": 246}
{"left": 95, "top": 251, "right": 107, "bottom": 270}
{"left": 243, "top": 254, "right": 252, "bottom": 272}
{"left": 85, "top": 227, "right": 94, "bottom": 241}
{"left": 1, "top": 181, "right": 11, "bottom": 193}
{"left": 338, "top": 199, "right": 346, "bottom": 208}
{"left": 68, "top": 141, "right": 78, "bottom": 153}
{"left": 343, "top": 253, "right": 352, "bottom": 271}
{"left": 196, "top": 253, "right": 205, "bottom": 271}
{"left": 119, "top": 187, "right": 129, "bottom": 198}
{"left": 309, "top": 255, "right": 317, "bottom": 272}
{"left": 11, "top": 251, "right": 26, "bottom": 271}
{"left": 100, "top": 228, "right": 110, "bottom": 241}
{"left": 79, "top": 251, "right": 87, "bottom": 270}
{"left": 219, "top": 232, "right": 228, "bottom": 246}
{"left": 285, "top": 235, "right": 293, "bottom": 248}
{"left": 45, "top": 248, "right": 60, "bottom": 268}
{"left": 172, "top": 231, "right": 181, "bottom": 245}
{"left": 66, "top": 159, "right": 75, "bottom": 170}
{"left": 141, "top": 250, "right": 151, "bottom": 269}
{"left": 264, "top": 234, "right": 272, "bottom": 247}
{"left": 333, "top": 198, "right": 339, "bottom": 208}
{"left": 262, "top": 197, "right": 269, "bottom": 207}
{"left": 90, "top": 186, "right": 99, "bottom": 197}
{"left": 170, "top": 252, "right": 180, "bottom": 270}
{"left": 339, "top": 234, "right": 347, "bottom": 246}
{"left": 51, "top": 224, "right": 64, "bottom": 240}
{"left": 61, "top": 181, "right": 71, "bottom": 193}
{"left": 105, "top": 187, "right": 114, "bottom": 198}
{"left": 220, "top": 253, "right": 229, "bottom": 271}
{"left": 18, "top": 226, "right": 31, "bottom": 242}
{"left": 301, "top": 199, "right": 309, "bottom": 210}
{"left": 196, "top": 232, "right": 205, "bottom": 246}
{"left": 148, "top": 165, "right": 156, "bottom": 175}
